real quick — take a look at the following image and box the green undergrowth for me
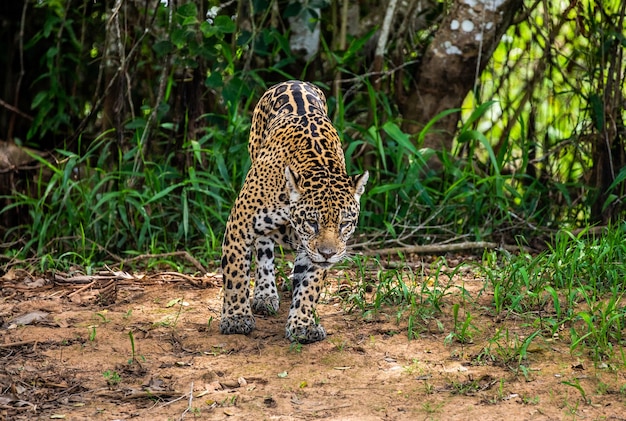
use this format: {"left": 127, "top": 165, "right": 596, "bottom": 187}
{"left": 2, "top": 116, "right": 250, "bottom": 272}
{"left": 4, "top": 0, "right": 623, "bottom": 273}
{"left": 3, "top": 85, "right": 564, "bottom": 270}
{"left": 337, "top": 224, "right": 626, "bottom": 370}
{"left": 340, "top": 96, "right": 559, "bottom": 245}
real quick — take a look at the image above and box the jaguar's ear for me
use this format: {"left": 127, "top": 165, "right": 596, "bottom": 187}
{"left": 352, "top": 171, "right": 369, "bottom": 201}
{"left": 285, "top": 166, "right": 301, "bottom": 201}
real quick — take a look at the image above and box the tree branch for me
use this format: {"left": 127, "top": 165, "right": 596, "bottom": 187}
{"left": 372, "top": 0, "right": 398, "bottom": 90}
{"left": 362, "top": 241, "right": 531, "bottom": 256}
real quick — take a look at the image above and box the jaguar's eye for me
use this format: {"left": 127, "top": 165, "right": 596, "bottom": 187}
{"left": 306, "top": 220, "right": 319, "bottom": 233}
{"left": 339, "top": 220, "right": 353, "bottom": 232}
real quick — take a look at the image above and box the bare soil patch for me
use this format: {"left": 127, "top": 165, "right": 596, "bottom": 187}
{"left": 1, "top": 263, "right": 625, "bottom": 420}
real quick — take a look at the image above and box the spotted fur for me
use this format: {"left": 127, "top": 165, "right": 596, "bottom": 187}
{"left": 219, "top": 80, "right": 369, "bottom": 343}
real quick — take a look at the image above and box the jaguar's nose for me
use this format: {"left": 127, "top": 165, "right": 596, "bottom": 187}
{"left": 318, "top": 246, "right": 337, "bottom": 260}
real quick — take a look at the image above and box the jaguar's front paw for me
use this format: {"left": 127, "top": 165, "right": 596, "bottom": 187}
{"left": 285, "top": 323, "right": 327, "bottom": 344}
{"left": 220, "top": 314, "right": 256, "bottom": 335}
{"left": 252, "top": 296, "right": 280, "bottom": 315}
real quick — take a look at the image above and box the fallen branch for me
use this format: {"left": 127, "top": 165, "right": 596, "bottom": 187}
{"left": 121, "top": 390, "right": 183, "bottom": 401}
{"left": 156, "top": 271, "right": 221, "bottom": 288}
{"left": 362, "top": 241, "right": 530, "bottom": 257}
{"left": 96, "top": 390, "right": 183, "bottom": 400}
{"left": 66, "top": 281, "right": 96, "bottom": 297}
{"left": 0, "top": 339, "right": 38, "bottom": 348}
{"left": 178, "top": 381, "right": 194, "bottom": 420}
{"left": 122, "top": 251, "right": 207, "bottom": 273}
{"left": 54, "top": 273, "right": 131, "bottom": 284}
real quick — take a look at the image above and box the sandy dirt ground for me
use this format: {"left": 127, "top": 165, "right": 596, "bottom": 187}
{"left": 1, "top": 262, "right": 625, "bottom": 421}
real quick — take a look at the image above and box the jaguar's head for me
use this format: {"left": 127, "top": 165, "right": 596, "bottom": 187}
{"left": 285, "top": 166, "right": 369, "bottom": 267}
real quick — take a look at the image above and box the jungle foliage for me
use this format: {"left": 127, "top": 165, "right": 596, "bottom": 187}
{"left": 0, "top": 0, "right": 624, "bottom": 268}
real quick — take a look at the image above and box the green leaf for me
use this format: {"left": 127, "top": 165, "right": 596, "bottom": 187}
{"left": 62, "top": 155, "right": 77, "bottom": 187}
{"left": 366, "top": 124, "right": 386, "bottom": 172}
{"left": 177, "top": 3, "right": 197, "bottom": 19}
{"left": 200, "top": 20, "right": 217, "bottom": 38}
{"left": 417, "top": 108, "right": 460, "bottom": 146}
{"left": 166, "top": 298, "right": 182, "bottom": 308}
{"left": 383, "top": 121, "right": 417, "bottom": 155}
{"left": 182, "top": 15, "right": 199, "bottom": 26}
{"left": 602, "top": 194, "right": 618, "bottom": 212}
{"left": 237, "top": 30, "right": 252, "bottom": 46}
{"left": 607, "top": 165, "right": 626, "bottom": 191}
{"left": 369, "top": 184, "right": 404, "bottom": 195}
{"left": 23, "top": 148, "right": 61, "bottom": 174}
{"left": 205, "top": 72, "right": 223, "bottom": 88}
{"left": 283, "top": 2, "right": 302, "bottom": 18}
{"left": 153, "top": 40, "right": 174, "bottom": 57}
{"left": 190, "top": 140, "right": 202, "bottom": 164}
{"left": 31, "top": 91, "right": 48, "bottom": 109}
{"left": 144, "top": 183, "right": 183, "bottom": 205}
{"left": 461, "top": 100, "right": 497, "bottom": 129}
{"left": 552, "top": 182, "right": 572, "bottom": 206}
{"left": 518, "top": 330, "right": 542, "bottom": 361}
{"left": 458, "top": 130, "right": 501, "bottom": 176}
{"left": 182, "top": 188, "right": 189, "bottom": 240}
{"left": 214, "top": 15, "right": 235, "bottom": 34}
{"left": 125, "top": 117, "right": 147, "bottom": 130}
{"left": 544, "top": 285, "right": 561, "bottom": 317}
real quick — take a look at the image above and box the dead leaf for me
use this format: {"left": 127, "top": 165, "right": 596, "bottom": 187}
{"left": 144, "top": 377, "right": 166, "bottom": 391}
{"left": 205, "top": 381, "right": 222, "bottom": 391}
{"left": 166, "top": 298, "right": 182, "bottom": 308}
{"left": 219, "top": 380, "right": 241, "bottom": 389}
{"left": 1, "top": 268, "right": 17, "bottom": 281}
{"left": 0, "top": 396, "right": 15, "bottom": 405}
{"left": 24, "top": 278, "right": 47, "bottom": 288}
{"left": 7, "top": 311, "right": 49, "bottom": 328}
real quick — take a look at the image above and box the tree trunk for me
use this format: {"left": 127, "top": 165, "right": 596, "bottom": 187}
{"left": 401, "top": 0, "right": 524, "bottom": 154}
{"left": 288, "top": 1, "right": 322, "bottom": 61}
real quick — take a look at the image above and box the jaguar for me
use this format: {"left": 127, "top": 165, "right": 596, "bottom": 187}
{"left": 219, "top": 80, "right": 368, "bottom": 343}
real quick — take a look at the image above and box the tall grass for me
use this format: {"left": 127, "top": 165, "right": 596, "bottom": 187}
{"left": 2, "top": 115, "right": 250, "bottom": 270}
{"left": 5, "top": 77, "right": 555, "bottom": 269}
{"left": 333, "top": 82, "right": 556, "bottom": 247}
{"left": 2, "top": 83, "right": 598, "bottom": 275}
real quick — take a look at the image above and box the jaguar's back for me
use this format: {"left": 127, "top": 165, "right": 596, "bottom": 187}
{"left": 247, "top": 80, "right": 328, "bottom": 161}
